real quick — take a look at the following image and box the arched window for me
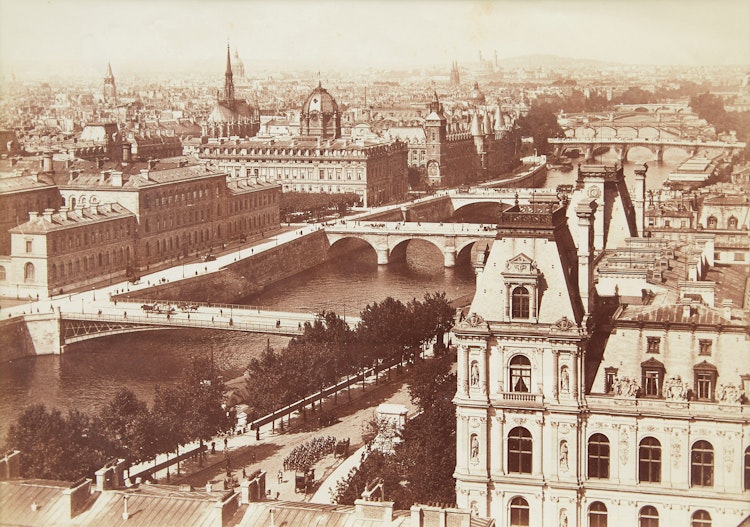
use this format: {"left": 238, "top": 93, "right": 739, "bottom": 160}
{"left": 691, "top": 440, "right": 713, "bottom": 487}
{"left": 0, "top": 265, "right": 5, "bottom": 281}
{"left": 706, "top": 216, "right": 717, "bottom": 229}
{"left": 588, "top": 433, "right": 610, "bottom": 479}
{"left": 691, "top": 510, "right": 711, "bottom": 527}
{"left": 727, "top": 216, "right": 738, "bottom": 229}
{"left": 745, "top": 446, "right": 750, "bottom": 490}
{"left": 23, "top": 262, "right": 35, "bottom": 283}
{"left": 512, "top": 286, "right": 530, "bottom": 319}
{"left": 507, "top": 427, "right": 532, "bottom": 474}
{"left": 639, "top": 506, "right": 659, "bottom": 527}
{"left": 588, "top": 501, "right": 608, "bottom": 527}
{"left": 639, "top": 437, "right": 661, "bottom": 483}
{"left": 509, "top": 497, "right": 529, "bottom": 527}
{"left": 509, "top": 355, "right": 531, "bottom": 393}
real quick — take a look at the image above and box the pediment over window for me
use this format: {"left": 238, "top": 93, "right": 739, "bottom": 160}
{"left": 503, "top": 253, "right": 539, "bottom": 276}
{"left": 641, "top": 357, "right": 665, "bottom": 369}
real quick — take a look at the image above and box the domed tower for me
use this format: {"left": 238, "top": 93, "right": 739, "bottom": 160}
{"left": 300, "top": 82, "right": 340, "bottom": 139}
{"left": 232, "top": 49, "right": 245, "bottom": 79}
{"left": 103, "top": 62, "right": 117, "bottom": 104}
{"left": 470, "top": 81, "right": 486, "bottom": 108}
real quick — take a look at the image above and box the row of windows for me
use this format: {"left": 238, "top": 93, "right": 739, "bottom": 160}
{"left": 49, "top": 224, "right": 132, "bottom": 254}
{"left": 645, "top": 337, "right": 713, "bottom": 355}
{"left": 506, "top": 498, "right": 713, "bottom": 527}
{"left": 500, "top": 428, "right": 750, "bottom": 490}
{"left": 706, "top": 215, "right": 740, "bottom": 229}
{"left": 143, "top": 183, "right": 221, "bottom": 209}
{"left": 50, "top": 249, "right": 131, "bottom": 281}
{"left": 205, "top": 147, "right": 371, "bottom": 158}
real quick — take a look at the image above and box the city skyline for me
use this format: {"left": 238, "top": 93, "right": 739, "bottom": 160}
{"left": 0, "top": 0, "right": 749, "bottom": 80}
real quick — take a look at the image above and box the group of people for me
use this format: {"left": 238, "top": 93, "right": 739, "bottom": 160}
{"left": 282, "top": 435, "right": 337, "bottom": 473}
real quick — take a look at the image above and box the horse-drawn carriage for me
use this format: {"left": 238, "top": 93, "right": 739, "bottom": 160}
{"left": 294, "top": 468, "right": 315, "bottom": 494}
{"left": 334, "top": 438, "right": 350, "bottom": 459}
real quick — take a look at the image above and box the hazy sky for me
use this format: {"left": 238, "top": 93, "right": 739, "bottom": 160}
{"left": 1, "top": 0, "right": 748, "bottom": 79}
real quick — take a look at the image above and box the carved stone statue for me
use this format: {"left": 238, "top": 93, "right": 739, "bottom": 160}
{"left": 613, "top": 376, "right": 639, "bottom": 398}
{"left": 663, "top": 375, "right": 688, "bottom": 401}
{"left": 559, "top": 440, "right": 569, "bottom": 472}
{"left": 470, "top": 435, "right": 479, "bottom": 464}
{"left": 470, "top": 361, "right": 480, "bottom": 387}
{"left": 560, "top": 366, "right": 570, "bottom": 393}
{"left": 717, "top": 383, "right": 744, "bottom": 404}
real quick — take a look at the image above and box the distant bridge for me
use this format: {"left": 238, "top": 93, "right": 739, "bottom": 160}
{"left": 325, "top": 221, "right": 498, "bottom": 267}
{"left": 548, "top": 137, "right": 745, "bottom": 163}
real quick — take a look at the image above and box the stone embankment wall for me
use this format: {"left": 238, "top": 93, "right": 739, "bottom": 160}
{"left": 117, "top": 230, "right": 331, "bottom": 304}
{"left": 364, "top": 196, "right": 453, "bottom": 223}
{"left": 0, "top": 313, "right": 61, "bottom": 362}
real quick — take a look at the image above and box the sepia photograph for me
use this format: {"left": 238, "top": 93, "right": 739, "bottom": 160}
{"left": 0, "top": 0, "right": 748, "bottom": 525}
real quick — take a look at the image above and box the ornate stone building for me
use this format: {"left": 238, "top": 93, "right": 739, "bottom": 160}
{"left": 452, "top": 166, "right": 750, "bottom": 526}
{"left": 197, "top": 84, "right": 408, "bottom": 207}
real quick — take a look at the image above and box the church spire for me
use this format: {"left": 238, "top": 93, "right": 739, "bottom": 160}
{"left": 224, "top": 44, "right": 235, "bottom": 107}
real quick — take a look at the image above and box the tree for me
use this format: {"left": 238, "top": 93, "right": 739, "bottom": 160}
{"left": 99, "top": 388, "right": 156, "bottom": 464}
{"left": 4, "top": 404, "right": 109, "bottom": 480}
{"left": 516, "top": 103, "right": 565, "bottom": 155}
{"left": 180, "top": 356, "right": 232, "bottom": 446}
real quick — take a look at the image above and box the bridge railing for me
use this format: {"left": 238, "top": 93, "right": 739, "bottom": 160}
{"left": 62, "top": 312, "right": 303, "bottom": 336}
{"left": 110, "top": 298, "right": 315, "bottom": 316}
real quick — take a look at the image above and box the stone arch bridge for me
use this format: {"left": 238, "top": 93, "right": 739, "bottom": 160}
{"left": 548, "top": 137, "right": 745, "bottom": 163}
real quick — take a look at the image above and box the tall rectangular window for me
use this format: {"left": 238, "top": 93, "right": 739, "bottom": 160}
{"left": 647, "top": 337, "right": 660, "bottom": 354}
{"left": 25, "top": 240, "right": 32, "bottom": 253}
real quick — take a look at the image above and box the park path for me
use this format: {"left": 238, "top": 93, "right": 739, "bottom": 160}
{"left": 133, "top": 367, "right": 417, "bottom": 503}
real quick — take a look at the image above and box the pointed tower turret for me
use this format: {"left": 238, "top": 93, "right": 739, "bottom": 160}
{"left": 224, "top": 44, "right": 236, "bottom": 109}
{"left": 494, "top": 105, "right": 504, "bottom": 131}
{"left": 483, "top": 110, "right": 493, "bottom": 136}
{"left": 470, "top": 112, "right": 483, "bottom": 136}
{"left": 103, "top": 61, "right": 116, "bottom": 103}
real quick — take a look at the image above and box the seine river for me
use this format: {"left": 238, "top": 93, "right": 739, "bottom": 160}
{"left": 0, "top": 147, "right": 687, "bottom": 439}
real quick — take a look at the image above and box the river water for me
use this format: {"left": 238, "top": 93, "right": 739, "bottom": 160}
{"left": 0, "top": 144, "right": 687, "bottom": 440}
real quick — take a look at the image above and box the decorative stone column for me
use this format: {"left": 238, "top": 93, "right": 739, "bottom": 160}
{"left": 479, "top": 344, "right": 488, "bottom": 396}
{"left": 552, "top": 350, "right": 560, "bottom": 401}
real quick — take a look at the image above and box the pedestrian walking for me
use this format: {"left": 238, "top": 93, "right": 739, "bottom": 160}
{"left": 211, "top": 441, "right": 216, "bottom": 454}
{"left": 224, "top": 437, "right": 228, "bottom": 450}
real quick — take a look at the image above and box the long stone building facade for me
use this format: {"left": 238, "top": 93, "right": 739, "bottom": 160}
{"left": 197, "top": 83, "right": 409, "bottom": 207}
{"left": 0, "top": 158, "right": 280, "bottom": 299}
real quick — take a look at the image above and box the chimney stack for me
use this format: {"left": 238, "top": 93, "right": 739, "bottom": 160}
{"left": 634, "top": 164, "right": 648, "bottom": 236}
{"left": 122, "top": 142, "right": 132, "bottom": 163}
{"left": 28, "top": 211, "right": 39, "bottom": 221}
{"left": 42, "top": 208, "right": 54, "bottom": 222}
{"left": 96, "top": 158, "right": 104, "bottom": 169}
{"left": 30, "top": 171, "right": 39, "bottom": 183}
{"left": 42, "top": 152, "right": 53, "bottom": 173}
{"left": 575, "top": 199, "right": 597, "bottom": 317}
{"left": 140, "top": 168, "right": 150, "bottom": 181}
{"left": 111, "top": 170, "right": 123, "bottom": 187}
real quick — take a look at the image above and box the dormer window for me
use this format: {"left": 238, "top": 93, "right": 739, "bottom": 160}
{"left": 502, "top": 253, "right": 541, "bottom": 322}
{"left": 641, "top": 357, "right": 665, "bottom": 398}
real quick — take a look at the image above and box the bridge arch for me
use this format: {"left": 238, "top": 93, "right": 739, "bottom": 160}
{"left": 327, "top": 236, "right": 379, "bottom": 262}
{"left": 452, "top": 202, "right": 507, "bottom": 223}
{"left": 389, "top": 237, "right": 445, "bottom": 267}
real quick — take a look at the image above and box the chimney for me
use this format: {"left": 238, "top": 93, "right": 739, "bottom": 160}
{"left": 148, "top": 159, "right": 156, "bottom": 170}
{"left": 28, "top": 211, "right": 39, "bottom": 221}
{"left": 634, "top": 164, "right": 648, "bottom": 236}
{"left": 96, "top": 158, "right": 104, "bottom": 169}
{"left": 42, "top": 151, "right": 53, "bottom": 172}
{"left": 111, "top": 170, "right": 123, "bottom": 187}
{"left": 140, "top": 168, "right": 150, "bottom": 181}
{"left": 122, "top": 142, "right": 132, "bottom": 163}
{"left": 30, "top": 170, "right": 39, "bottom": 183}
{"left": 65, "top": 159, "right": 73, "bottom": 169}
{"left": 99, "top": 170, "right": 109, "bottom": 184}
{"left": 575, "top": 199, "right": 597, "bottom": 317}
{"left": 42, "top": 208, "right": 54, "bottom": 222}
{"left": 721, "top": 299, "right": 733, "bottom": 320}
